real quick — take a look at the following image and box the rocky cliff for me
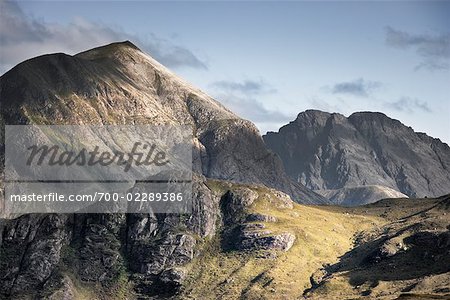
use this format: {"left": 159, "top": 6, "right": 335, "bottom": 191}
{"left": 263, "top": 110, "right": 450, "bottom": 200}
{"left": 0, "top": 175, "right": 218, "bottom": 299}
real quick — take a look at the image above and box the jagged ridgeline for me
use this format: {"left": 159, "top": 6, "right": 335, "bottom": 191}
{"left": 264, "top": 110, "right": 450, "bottom": 205}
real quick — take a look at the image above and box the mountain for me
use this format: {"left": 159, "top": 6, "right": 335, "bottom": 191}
{"left": 316, "top": 185, "right": 408, "bottom": 206}
{"left": 0, "top": 41, "right": 325, "bottom": 205}
{"left": 0, "top": 41, "right": 326, "bottom": 298}
{"left": 263, "top": 110, "right": 450, "bottom": 202}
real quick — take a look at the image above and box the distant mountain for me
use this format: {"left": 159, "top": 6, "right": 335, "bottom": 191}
{"left": 316, "top": 185, "right": 408, "bottom": 206}
{"left": 263, "top": 110, "right": 450, "bottom": 201}
{"left": 0, "top": 41, "right": 325, "bottom": 204}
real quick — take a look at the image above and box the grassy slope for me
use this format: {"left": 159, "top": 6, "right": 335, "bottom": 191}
{"left": 181, "top": 181, "right": 384, "bottom": 299}
{"left": 307, "top": 196, "right": 450, "bottom": 300}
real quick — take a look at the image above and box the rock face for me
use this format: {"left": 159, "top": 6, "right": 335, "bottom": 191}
{"left": 263, "top": 110, "right": 450, "bottom": 200}
{"left": 0, "top": 41, "right": 325, "bottom": 205}
{"left": 0, "top": 175, "right": 219, "bottom": 298}
{"left": 0, "top": 214, "right": 71, "bottom": 296}
{"left": 238, "top": 230, "right": 295, "bottom": 252}
{"left": 0, "top": 176, "right": 298, "bottom": 299}
{"left": 317, "top": 185, "right": 408, "bottom": 206}
{"left": 220, "top": 188, "right": 295, "bottom": 253}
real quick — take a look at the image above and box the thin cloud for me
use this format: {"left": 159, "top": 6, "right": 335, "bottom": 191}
{"left": 209, "top": 79, "right": 287, "bottom": 124}
{"left": 0, "top": 1, "right": 207, "bottom": 74}
{"left": 210, "top": 79, "right": 276, "bottom": 95}
{"left": 414, "top": 60, "right": 450, "bottom": 72}
{"left": 385, "top": 26, "right": 450, "bottom": 71}
{"left": 216, "top": 93, "right": 289, "bottom": 123}
{"left": 330, "top": 78, "right": 381, "bottom": 97}
{"left": 385, "top": 97, "right": 432, "bottom": 113}
{"left": 308, "top": 96, "right": 348, "bottom": 114}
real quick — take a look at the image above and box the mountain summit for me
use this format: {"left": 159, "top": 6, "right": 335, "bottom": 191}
{"left": 0, "top": 41, "right": 325, "bottom": 204}
{"left": 263, "top": 109, "right": 450, "bottom": 201}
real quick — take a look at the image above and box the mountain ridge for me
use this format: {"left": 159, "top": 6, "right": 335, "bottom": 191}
{"left": 0, "top": 41, "right": 326, "bottom": 204}
{"left": 263, "top": 109, "right": 450, "bottom": 201}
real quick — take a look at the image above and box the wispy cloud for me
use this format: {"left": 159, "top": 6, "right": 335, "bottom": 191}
{"left": 216, "top": 94, "right": 289, "bottom": 123}
{"left": 385, "top": 26, "right": 450, "bottom": 71}
{"left": 308, "top": 96, "right": 348, "bottom": 114}
{"left": 329, "top": 78, "right": 381, "bottom": 97}
{"left": 209, "top": 79, "right": 287, "bottom": 125}
{"left": 385, "top": 97, "right": 432, "bottom": 113}
{"left": 210, "top": 79, "right": 276, "bottom": 95}
{"left": 0, "top": 1, "right": 207, "bottom": 74}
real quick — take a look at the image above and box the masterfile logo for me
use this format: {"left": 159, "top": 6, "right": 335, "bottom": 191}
{"left": 26, "top": 142, "right": 170, "bottom": 172}
{"left": 4, "top": 125, "right": 193, "bottom": 214}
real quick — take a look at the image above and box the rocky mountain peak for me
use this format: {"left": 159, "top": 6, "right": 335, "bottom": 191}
{"left": 75, "top": 40, "right": 144, "bottom": 62}
{"left": 263, "top": 110, "right": 450, "bottom": 200}
{"left": 348, "top": 111, "right": 406, "bottom": 132}
{"left": 295, "top": 109, "right": 331, "bottom": 120}
{"left": 349, "top": 111, "right": 390, "bottom": 120}
{"left": 0, "top": 41, "right": 327, "bottom": 204}
{"left": 292, "top": 110, "right": 331, "bottom": 127}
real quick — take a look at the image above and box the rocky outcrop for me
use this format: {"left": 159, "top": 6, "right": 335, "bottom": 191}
{"left": 0, "top": 175, "right": 219, "bottom": 298}
{"left": 246, "top": 213, "right": 277, "bottom": 223}
{"left": 0, "top": 174, "right": 298, "bottom": 298}
{"left": 0, "top": 214, "right": 72, "bottom": 297}
{"left": 263, "top": 110, "right": 450, "bottom": 201}
{"left": 238, "top": 227, "right": 295, "bottom": 252}
{"left": 220, "top": 187, "right": 295, "bottom": 253}
{"left": 309, "top": 267, "right": 329, "bottom": 289}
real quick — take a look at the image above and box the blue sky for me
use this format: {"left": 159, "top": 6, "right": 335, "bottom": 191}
{"left": 1, "top": 0, "right": 449, "bottom": 143}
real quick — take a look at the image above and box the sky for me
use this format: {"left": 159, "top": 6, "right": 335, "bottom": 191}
{"left": 1, "top": 0, "right": 449, "bottom": 143}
